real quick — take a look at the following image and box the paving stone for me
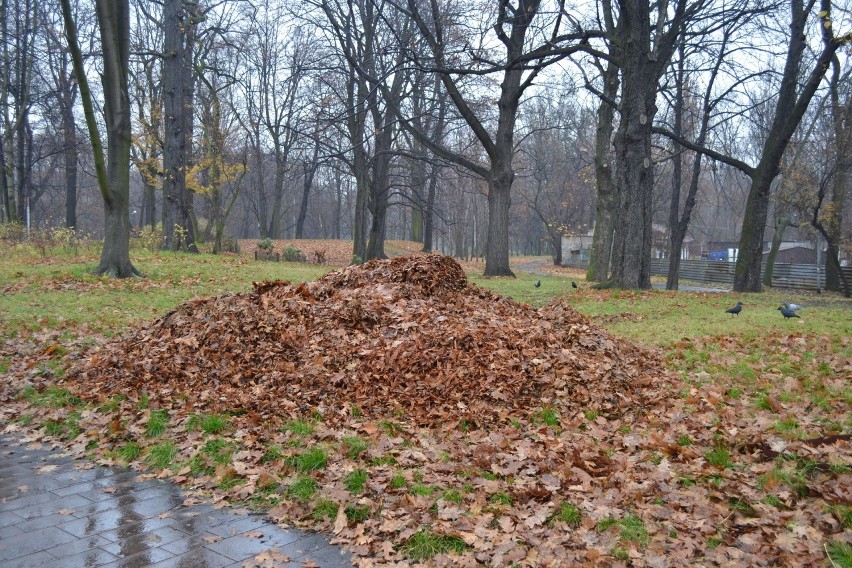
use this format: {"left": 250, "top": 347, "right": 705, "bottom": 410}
{"left": 32, "top": 546, "right": 120, "bottom": 568}
{"left": 0, "top": 434, "right": 352, "bottom": 567}
{"left": 98, "top": 545, "right": 175, "bottom": 567}
{"left": 12, "top": 493, "right": 94, "bottom": 520}
{"left": 0, "top": 550, "right": 58, "bottom": 568}
{"left": 149, "top": 548, "right": 235, "bottom": 568}
{"left": 206, "top": 514, "right": 268, "bottom": 538}
{"left": 0, "top": 526, "right": 77, "bottom": 561}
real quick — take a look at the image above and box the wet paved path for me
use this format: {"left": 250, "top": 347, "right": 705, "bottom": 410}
{"left": 0, "top": 435, "right": 352, "bottom": 568}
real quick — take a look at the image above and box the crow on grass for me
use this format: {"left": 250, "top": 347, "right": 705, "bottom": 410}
{"left": 778, "top": 306, "right": 800, "bottom": 319}
{"left": 725, "top": 302, "right": 743, "bottom": 316}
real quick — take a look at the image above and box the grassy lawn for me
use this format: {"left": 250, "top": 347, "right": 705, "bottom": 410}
{"left": 1, "top": 242, "right": 850, "bottom": 566}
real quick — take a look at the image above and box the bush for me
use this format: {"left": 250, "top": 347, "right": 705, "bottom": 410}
{"left": 132, "top": 225, "right": 165, "bottom": 252}
{"left": 283, "top": 245, "right": 305, "bottom": 262}
{"left": 223, "top": 236, "right": 240, "bottom": 253}
{"left": 257, "top": 238, "right": 274, "bottom": 252}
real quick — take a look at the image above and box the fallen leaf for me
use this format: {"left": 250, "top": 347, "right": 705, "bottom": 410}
{"left": 333, "top": 504, "right": 348, "bottom": 534}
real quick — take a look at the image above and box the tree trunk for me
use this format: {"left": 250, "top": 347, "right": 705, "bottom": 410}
{"left": 587, "top": 62, "right": 619, "bottom": 282}
{"left": 62, "top": 0, "right": 138, "bottom": 276}
{"left": 422, "top": 168, "right": 437, "bottom": 252}
{"left": 484, "top": 167, "right": 514, "bottom": 276}
{"left": 763, "top": 214, "right": 790, "bottom": 287}
{"left": 162, "top": 0, "right": 198, "bottom": 252}
{"left": 610, "top": 2, "right": 655, "bottom": 290}
{"left": 825, "top": 57, "right": 850, "bottom": 292}
{"left": 734, "top": 0, "right": 842, "bottom": 292}
{"left": 268, "top": 145, "right": 286, "bottom": 239}
{"left": 734, "top": 168, "right": 773, "bottom": 290}
{"left": 666, "top": 51, "right": 685, "bottom": 290}
{"left": 295, "top": 140, "right": 320, "bottom": 239}
{"left": 60, "top": 64, "right": 78, "bottom": 229}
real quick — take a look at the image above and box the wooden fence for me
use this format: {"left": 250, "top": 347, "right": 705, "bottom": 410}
{"left": 649, "top": 259, "right": 852, "bottom": 291}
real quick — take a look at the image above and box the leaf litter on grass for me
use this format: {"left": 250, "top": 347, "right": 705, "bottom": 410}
{"left": 4, "top": 255, "right": 849, "bottom": 566}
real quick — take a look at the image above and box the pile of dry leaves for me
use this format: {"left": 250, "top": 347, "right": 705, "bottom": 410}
{"left": 67, "top": 255, "right": 663, "bottom": 426}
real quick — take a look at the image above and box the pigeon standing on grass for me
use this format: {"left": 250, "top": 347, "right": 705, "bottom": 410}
{"left": 725, "top": 302, "right": 743, "bottom": 316}
{"left": 778, "top": 306, "right": 800, "bottom": 319}
{"left": 534, "top": 280, "right": 541, "bottom": 288}
{"left": 571, "top": 281, "right": 578, "bottom": 289}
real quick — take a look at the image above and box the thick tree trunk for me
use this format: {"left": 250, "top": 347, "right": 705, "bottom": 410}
{"left": 734, "top": 169, "right": 773, "bottom": 291}
{"left": 610, "top": 14, "right": 655, "bottom": 290}
{"left": 162, "top": 0, "right": 198, "bottom": 252}
{"left": 484, "top": 168, "right": 514, "bottom": 276}
{"left": 62, "top": 0, "right": 138, "bottom": 276}
{"left": 763, "top": 215, "right": 790, "bottom": 286}
{"left": 587, "top": 62, "right": 619, "bottom": 282}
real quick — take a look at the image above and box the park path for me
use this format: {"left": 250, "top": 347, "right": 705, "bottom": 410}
{"left": 0, "top": 434, "right": 352, "bottom": 568}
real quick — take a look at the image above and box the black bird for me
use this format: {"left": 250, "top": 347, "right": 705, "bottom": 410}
{"left": 778, "top": 306, "right": 800, "bottom": 319}
{"left": 534, "top": 280, "right": 541, "bottom": 288}
{"left": 725, "top": 302, "right": 743, "bottom": 316}
{"left": 571, "top": 281, "right": 578, "bottom": 288}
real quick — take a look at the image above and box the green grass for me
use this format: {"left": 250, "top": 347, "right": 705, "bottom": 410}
{"left": 705, "top": 446, "right": 733, "bottom": 469}
{"left": 187, "top": 413, "right": 229, "bottom": 434}
{"left": 260, "top": 444, "right": 284, "bottom": 464}
{"left": 489, "top": 492, "right": 512, "bottom": 506}
{"left": 829, "top": 505, "right": 852, "bottom": 529}
{"left": 410, "top": 483, "right": 435, "bottom": 497}
{"left": 400, "top": 528, "right": 468, "bottom": 560}
{"left": 118, "top": 441, "right": 143, "bottom": 462}
{"left": 441, "top": 489, "right": 464, "bottom": 505}
{"left": 145, "top": 441, "right": 178, "bottom": 470}
{"left": 537, "top": 407, "right": 560, "bottom": 427}
{"left": 389, "top": 474, "right": 407, "bottom": 490}
{"left": 146, "top": 410, "right": 169, "bottom": 437}
{"left": 313, "top": 498, "right": 339, "bottom": 520}
{"left": 342, "top": 435, "right": 369, "bottom": 459}
{"left": 826, "top": 541, "right": 852, "bottom": 568}
{"left": 98, "top": 395, "right": 126, "bottom": 413}
{"left": 40, "top": 412, "right": 82, "bottom": 439}
{"left": 281, "top": 419, "right": 315, "bottom": 436}
{"left": 21, "top": 386, "right": 81, "bottom": 408}
{"left": 345, "top": 504, "right": 371, "bottom": 523}
{"left": 202, "top": 438, "right": 235, "bottom": 465}
{"left": 551, "top": 502, "right": 582, "bottom": 527}
{"left": 344, "top": 469, "right": 368, "bottom": 494}
{"left": 288, "top": 447, "right": 328, "bottom": 472}
{"left": 596, "top": 513, "right": 649, "bottom": 547}
{"left": 287, "top": 476, "right": 318, "bottom": 501}
{"left": 0, "top": 247, "right": 331, "bottom": 339}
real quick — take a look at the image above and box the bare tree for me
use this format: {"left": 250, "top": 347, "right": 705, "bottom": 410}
{"left": 656, "top": 0, "right": 851, "bottom": 292}
{"left": 61, "top": 0, "right": 138, "bottom": 276}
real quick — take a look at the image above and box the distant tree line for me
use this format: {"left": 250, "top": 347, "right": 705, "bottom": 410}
{"left": 0, "top": 0, "right": 849, "bottom": 293}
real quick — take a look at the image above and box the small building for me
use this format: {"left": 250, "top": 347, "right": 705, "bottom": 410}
{"left": 762, "top": 242, "right": 817, "bottom": 264}
{"left": 561, "top": 233, "right": 593, "bottom": 267}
